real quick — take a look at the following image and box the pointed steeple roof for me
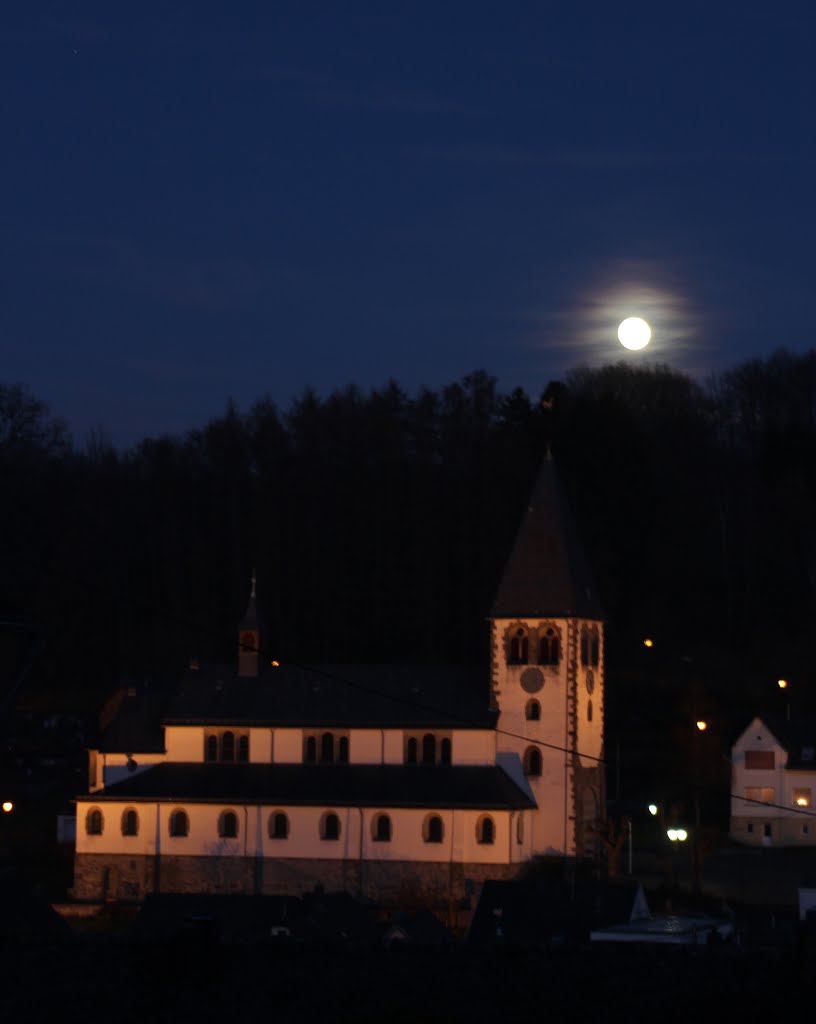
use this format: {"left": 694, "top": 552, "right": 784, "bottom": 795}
{"left": 491, "top": 455, "right": 604, "bottom": 620}
{"left": 240, "top": 570, "right": 258, "bottom": 631}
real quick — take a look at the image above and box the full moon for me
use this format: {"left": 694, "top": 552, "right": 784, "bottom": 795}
{"left": 617, "top": 317, "right": 651, "bottom": 350}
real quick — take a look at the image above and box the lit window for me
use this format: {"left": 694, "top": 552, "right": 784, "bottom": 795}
{"left": 745, "top": 786, "right": 775, "bottom": 805}
{"left": 794, "top": 788, "right": 811, "bottom": 807}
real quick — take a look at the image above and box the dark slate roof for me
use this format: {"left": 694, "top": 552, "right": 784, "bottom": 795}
{"left": 490, "top": 456, "right": 604, "bottom": 620}
{"left": 98, "top": 689, "right": 170, "bottom": 754}
{"left": 86, "top": 762, "right": 535, "bottom": 810}
{"left": 164, "top": 663, "right": 494, "bottom": 729}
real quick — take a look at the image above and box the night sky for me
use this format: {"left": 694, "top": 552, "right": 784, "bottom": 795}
{"left": 3, "top": 2, "right": 814, "bottom": 449}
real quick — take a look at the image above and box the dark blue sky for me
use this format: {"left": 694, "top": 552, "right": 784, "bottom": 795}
{"left": 3, "top": 2, "right": 814, "bottom": 448}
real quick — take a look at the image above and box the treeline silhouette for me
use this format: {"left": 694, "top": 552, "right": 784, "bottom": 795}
{"left": 1, "top": 351, "right": 815, "bottom": 721}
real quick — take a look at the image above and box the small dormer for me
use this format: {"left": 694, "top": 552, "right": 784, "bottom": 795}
{"left": 238, "top": 571, "right": 259, "bottom": 678}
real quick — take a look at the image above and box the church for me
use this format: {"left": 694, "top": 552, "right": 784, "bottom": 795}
{"left": 71, "top": 456, "right": 606, "bottom": 906}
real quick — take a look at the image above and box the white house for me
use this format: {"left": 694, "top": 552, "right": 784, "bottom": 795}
{"left": 72, "top": 456, "right": 606, "bottom": 904}
{"left": 730, "top": 715, "right": 816, "bottom": 846}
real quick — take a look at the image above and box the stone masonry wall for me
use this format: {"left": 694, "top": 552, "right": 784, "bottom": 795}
{"left": 72, "top": 853, "right": 519, "bottom": 910}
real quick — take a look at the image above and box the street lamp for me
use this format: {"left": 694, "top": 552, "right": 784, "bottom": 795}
{"left": 778, "top": 679, "right": 791, "bottom": 719}
{"left": 1, "top": 802, "right": 12, "bottom": 814}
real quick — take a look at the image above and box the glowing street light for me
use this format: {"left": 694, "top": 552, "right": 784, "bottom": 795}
{"left": 667, "top": 828, "right": 688, "bottom": 842}
{"left": 643, "top": 638, "right": 654, "bottom": 648}
{"left": 696, "top": 720, "right": 708, "bottom": 732}
{"left": 648, "top": 803, "right": 658, "bottom": 816}
{"left": 778, "top": 679, "right": 789, "bottom": 689}
{"left": 1, "top": 801, "right": 12, "bottom": 813}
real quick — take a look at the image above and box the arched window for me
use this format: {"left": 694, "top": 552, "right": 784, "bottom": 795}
{"left": 422, "top": 733, "right": 436, "bottom": 765}
{"left": 477, "top": 816, "right": 495, "bottom": 845}
{"left": 237, "top": 735, "right": 249, "bottom": 763}
{"left": 539, "top": 627, "right": 560, "bottom": 666}
{"left": 373, "top": 814, "right": 392, "bottom": 842}
{"left": 305, "top": 736, "right": 317, "bottom": 763}
{"left": 338, "top": 736, "right": 349, "bottom": 763}
{"left": 440, "top": 738, "right": 452, "bottom": 765}
{"left": 406, "top": 737, "right": 418, "bottom": 764}
{"left": 205, "top": 735, "right": 218, "bottom": 762}
{"left": 590, "top": 628, "right": 600, "bottom": 666}
{"left": 268, "top": 811, "right": 289, "bottom": 840}
{"left": 580, "top": 629, "right": 589, "bottom": 666}
{"left": 121, "top": 808, "right": 138, "bottom": 836}
{"left": 221, "top": 731, "right": 235, "bottom": 762}
{"left": 321, "top": 812, "right": 341, "bottom": 841}
{"left": 320, "top": 732, "right": 334, "bottom": 764}
{"left": 509, "top": 627, "right": 529, "bottom": 665}
{"left": 524, "top": 746, "right": 542, "bottom": 777}
{"left": 525, "top": 699, "right": 541, "bottom": 721}
{"left": 86, "top": 808, "right": 103, "bottom": 835}
{"left": 424, "top": 814, "right": 444, "bottom": 844}
{"left": 219, "top": 810, "right": 239, "bottom": 839}
{"left": 169, "top": 809, "right": 189, "bottom": 837}
{"left": 587, "top": 699, "right": 593, "bottom": 723}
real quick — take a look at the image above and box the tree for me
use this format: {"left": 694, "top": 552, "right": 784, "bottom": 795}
{"left": 0, "top": 383, "right": 70, "bottom": 457}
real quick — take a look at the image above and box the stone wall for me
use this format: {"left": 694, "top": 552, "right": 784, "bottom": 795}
{"left": 72, "top": 852, "right": 519, "bottom": 909}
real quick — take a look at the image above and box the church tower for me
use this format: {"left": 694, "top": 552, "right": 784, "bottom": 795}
{"left": 238, "top": 571, "right": 260, "bottom": 678}
{"left": 490, "top": 455, "right": 605, "bottom": 860}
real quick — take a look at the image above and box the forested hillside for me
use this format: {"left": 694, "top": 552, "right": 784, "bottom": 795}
{"left": 2, "top": 351, "right": 815, "bottom": 735}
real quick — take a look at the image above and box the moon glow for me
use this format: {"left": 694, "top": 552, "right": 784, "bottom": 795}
{"left": 617, "top": 317, "right": 651, "bottom": 350}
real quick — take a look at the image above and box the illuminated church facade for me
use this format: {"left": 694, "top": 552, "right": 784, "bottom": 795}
{"left": 72, "top": 458, "right": 606, "bottom": 904}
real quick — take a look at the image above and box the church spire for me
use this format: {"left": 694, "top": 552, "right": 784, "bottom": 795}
{"left": 490, "top": 458, "right": 603, "bottom": 620}
{"left": 238, "top": 570, "right": 259, "bottom": 678}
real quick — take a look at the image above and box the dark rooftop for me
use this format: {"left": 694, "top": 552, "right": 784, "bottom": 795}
{"left": 164, "top": 663, "right": 495, "bottom": 729}
{"left": 490, "top": 456, "right": 604, "bottom": 620}
{"left": 88, "top": 762, "right": 536, "bottom": 810}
